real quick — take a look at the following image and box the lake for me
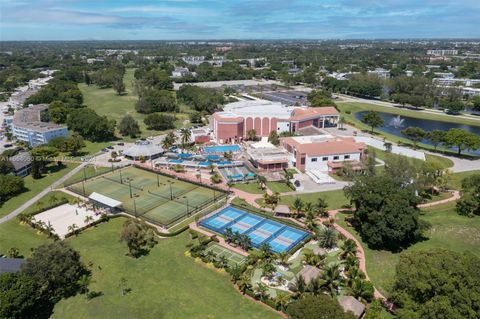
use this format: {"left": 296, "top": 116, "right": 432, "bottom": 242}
{"left": 355, "top": 111, "right": 480, "bottom": 155}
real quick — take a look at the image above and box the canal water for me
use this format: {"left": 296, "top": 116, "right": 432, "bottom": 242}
{"left": 355, "top": 111, "right": 480, "bottom": 155}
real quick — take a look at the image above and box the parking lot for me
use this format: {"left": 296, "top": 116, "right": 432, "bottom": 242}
{"left": 259, "top": 90, "right": 309, "bottom": 106}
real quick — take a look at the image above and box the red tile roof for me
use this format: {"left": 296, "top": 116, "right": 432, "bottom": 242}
{"left": 289, "top": 106, "right": 339, "bottom": 121}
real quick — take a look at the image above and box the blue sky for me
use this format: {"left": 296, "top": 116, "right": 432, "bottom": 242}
{"left": 1, "top": 0, "right": 479, "bottom": 40}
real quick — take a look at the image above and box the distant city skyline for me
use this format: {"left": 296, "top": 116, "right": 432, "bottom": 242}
{"left": 1, "top": 0, "right": 480, "bottom": 41}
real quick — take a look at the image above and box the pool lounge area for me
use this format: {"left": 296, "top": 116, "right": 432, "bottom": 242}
{"left": 218, "top": 165, "right": 256, "bottom": 182}
{"left": 200, "top": 206, "right": 310, "bottom": 253}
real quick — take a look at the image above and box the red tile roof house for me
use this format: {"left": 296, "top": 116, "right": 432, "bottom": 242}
{"left": 281, "top": 135, "right": 366, "bottom": 173}
{"left": 212, "top": 100, "right": 339, "bottom": 144}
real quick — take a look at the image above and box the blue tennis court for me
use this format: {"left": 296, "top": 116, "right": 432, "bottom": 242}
{"left": 200, "top": 206, "right": 310, "bottom": 253}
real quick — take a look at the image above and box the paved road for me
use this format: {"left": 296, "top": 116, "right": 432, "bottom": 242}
{"left": 0, "top": 162, "right": 87, "bottom": 225}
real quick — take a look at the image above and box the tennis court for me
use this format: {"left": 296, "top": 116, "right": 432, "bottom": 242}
{"left": 204, "top": 243, "right": 246, "bottom": 267}
{"left": 200, "top": 206, "right": 310, "bottom": 253}
{"left": 68, "top": 166, "right": 225, "bottom": 227}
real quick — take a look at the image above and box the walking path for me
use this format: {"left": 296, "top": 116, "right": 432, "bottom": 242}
{"left": 0, "top": 163, "right": 87, "bottom": 225}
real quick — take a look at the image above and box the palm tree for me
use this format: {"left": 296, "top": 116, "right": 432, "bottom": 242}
{"left": 195, "top": 173, "right": 202, "bottom": 183}
{"left": 246, "top": 129, "right": 257, "bottom": 141}
{"left": 274, "top": 293, "right": 291, "bottom": 311}
{"left": 77, "top": 274, "right": 95, "bottom": 302}
{"left": 224, "top": 228, "right": 234, "bottom": 244}
{"left": 84, "top": 215, "right": 94, "bottom": 225}
{"left": 292, "top": 197, "right": 303, "bottom": 218}
{"left": 276, "top": 251, "right": 290, "bottom": 268}
{"left": 341, "top": 239, "right": 357, "bottom": 259}
{"left": 316, "top": 198, "right": 329, "bottom": 218}
{"left": 261, "top": 261, "right": 276, "bottom": 280}
{"left": 162, "top": 132, "right": 177, "bottom": 149}
{"left": 180, "top": 128, "right": 191, "bottom": 147}
{"left": 345, "top": 266, "right": 365, "bottom": 287}
{"left": 257, "top": 175, "right": 267, "bottom": 190}
{"left": 302, "top": 250, "right": 325, "bottom": 268}
{"left": 347, "top": 278, "right": 374, "bottom": 302}
{"left": 259, "top": 242, "right": 272, "bottom": 259}
{"left": 45, "top": 221, "right": 55, "bottom": 238}
{"left": 343, "top": 254, "right": 360, "bottom": 273}
{"left": 291, "top": 274, "right": 307, "bottom": 296}
{"left": 68, "top": 223, "right": 79, "bottom": 236}
{"left": 321, "top": 263, "right": 343, "bottom": 296}
{"left": 207, "top": 163, "right": 215, "bottom": 175}
{"left": 254, "top": 282, "right": 269, "bottom": 300}
{"left": 237, "top": 276, "right": 252, "bottom": 294}
{"left": 317, "top": 227, "right": 338, "bottom": 249}
{"left": 338, "top": 116, "right": 347, "bottom": 130}
{"left": 239, "top": 234, "right": 252, "bottom": 251}
{"left": 7, "top": 247, "right": 19, "bottom": 258}
{"left": 284, "top": 169, "right": 294, "bottom": 181}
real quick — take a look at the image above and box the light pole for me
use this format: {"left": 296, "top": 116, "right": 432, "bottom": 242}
{"left": 133, "top": 198, "right": 137, "bottom": 218}
{"left": 82, "top": 180, "right": 86, "bottom": 197}
{"left": 129, "top": 181, "right": 133, "bottom": 198}
{"left": 183, "top": 196, "right": 190, "bottom": 215}
{"left": 167, "top": 180, "right": 173, "bottom": 199}
{"left": 120, "top": 170, "right": 123, "bottom": 184}
{"left": 157, "top": 173, "right": 160, "bottom": 187}
{"left": 83, "top": 165, "right": 87, "bottom": 181}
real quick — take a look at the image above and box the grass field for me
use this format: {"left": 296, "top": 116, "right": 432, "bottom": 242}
{"left": 338, "top": 101, "right": 480, "bottom": 157}
{"left": 79, "top": 68, "right": 190, "bottom": 140}
{"left": 0, "top": 163, "right": 77, "bottom": 218}
{"left": 448, "top": 170, "right": 480, "bottom": 190}
{"left": 232, "top": 182, "right": 264, "bottom": 194}
{"left": 266, "top": 181, "right": 294, "bottom": 193}
{"left": 336, "top": 202, "right": 480, "bottom": 297}
{"left": 69, "top": 167, "right": 222, "bottom": 227}
{"left": 52, "top": 218, "right": 280, "bottom": 319}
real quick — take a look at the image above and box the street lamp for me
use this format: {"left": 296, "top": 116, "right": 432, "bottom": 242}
{"left": 167, "top": 180, "right": 173, "bottom": 199}
{"left": 183, "top": 196, "right": 190, "bottom": 215}
{"left": 133, "top": 198, "right": 137, "bottom": 218}
{"left": 129, "top": 181, "right": 133, "bottom": 198}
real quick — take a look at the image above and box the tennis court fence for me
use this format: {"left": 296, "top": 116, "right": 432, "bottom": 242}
{"left": 63, "top": 164, "right": 129, "bottom": 187}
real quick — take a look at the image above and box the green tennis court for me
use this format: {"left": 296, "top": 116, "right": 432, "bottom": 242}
{"left": 68, "top": 166, "right": 225, "bottom": 227}
{"left": 205, "top": 243, "right": 246, "bottom": 267}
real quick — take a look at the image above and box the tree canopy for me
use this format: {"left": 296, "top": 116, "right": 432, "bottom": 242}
{"left": 392, "top": 249, "right": 480, "bottom": 319}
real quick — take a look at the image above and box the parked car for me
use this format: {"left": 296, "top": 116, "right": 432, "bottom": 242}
{"left": 117, "top": 142, "right": 125, "bottom": 146}
{"left": 4, "top": 143, "right": 13, "bottom": 148}
{"left": 107, "top": 146, "right": 114, "bottom": 149}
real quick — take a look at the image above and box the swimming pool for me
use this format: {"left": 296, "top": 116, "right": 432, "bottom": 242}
{"left": 203, "top": 145, "right": 241, "bottom": 154}
{"left": 200, "top": 206, "right": 310, "bottom": 253}
{"left": 168, "top": 159, "right": 183, "bottom": 164}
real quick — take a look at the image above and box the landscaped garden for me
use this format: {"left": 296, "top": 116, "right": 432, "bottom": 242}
{"left": 52, "top": 218, "right": 281, "bottom": 319}
{"left": 335, "top": 202, "right": 480, "bottom": 297}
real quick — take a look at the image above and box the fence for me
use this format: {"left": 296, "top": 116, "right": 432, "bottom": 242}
{"left": 63, "top": 164, "right": 129, "bottom": 188}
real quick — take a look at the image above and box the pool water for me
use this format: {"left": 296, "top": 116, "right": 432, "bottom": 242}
{"left": 204, "top": 145, "right": 241, "bottom": 154}
{"left": 200, "top": 206, "right": 310, "bottom": 253}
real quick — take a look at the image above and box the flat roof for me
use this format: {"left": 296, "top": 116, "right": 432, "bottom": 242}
{"left": 282, "top": 135, "right": 365, "bottom": 157}
{"left": 223, "top": 100, "right": 295, "bottom": 119}
{"left": 89, "top": 192, "right": 122, "bottom": 208}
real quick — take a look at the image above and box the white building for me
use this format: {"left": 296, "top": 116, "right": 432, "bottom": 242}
{"left": 427, "top": 49, "right": 458, "bottom": 56}
{"left": 11, "top": 104, "right": 68, "bottom": 146}
{"left": 171, "top": 67, "right": 191, "bottom": 77}
{"left": 368, "top": 68, "right": 390, "bottom": 79}
{"left": 433, "top": 78, "right": 480, "bottom": 87}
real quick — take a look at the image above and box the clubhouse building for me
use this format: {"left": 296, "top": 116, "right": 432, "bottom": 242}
{"left": 212, "top": 100, "right": 339, "bottom": 144}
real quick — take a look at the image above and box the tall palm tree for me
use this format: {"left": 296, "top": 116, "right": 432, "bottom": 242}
{"left": 162, "top": 131, "right": 177, "bottom": 149}
{"left": 45, "top": 221, "right": 55, "bottom": 238}
{"left": 224, "top": 228, "right": 234, "bottom": 244}
{"left": 341, "top": 239, "right": 357, "bottom": 259}
{"left": 274, "top": 293, "right": 291, "bottom": 311}
{"left": 343, "top": 254, "right": 360, "bottom": 273}
{"left": 84, "top": 215, "right": 94, "bottom": 225}
{"left": 68, "top": 224, "right": 79, "bottom": 236}
{"left": 345, "top": 266, "right": 365, "bottom": 287}
{"left": 239, "top": 234, "right": 252, "bottom": 251}
{"left": 321, "top": 263, "right": 343, "bottom": 296}
{"left": 257, "top": 175, "right": 267, "bottom": 190}
{"left": 48, "top": 194, "right": 58, "bottom": 206}
{"left": 259, "top": 242, "right": 272, "bottom": 258}
{"left": 261, "top": 261, "right": 276, "bottom": 280}
{"left": 237, "top": 276, "right": 252, "bottom": 294}
{"left": 180, "top": 128, "right": 191, "bottom": 147}
{"left": 292, "top": 197, "right": 303, "bottom": 218}
{"left": 291, "top": 274, "right": 307, "bottom": 296}
{"left": 316, "top": 197, "right": 329, "bottom": 218}
{"left": 317, "top": 227, "right": 338, "bottom": 249}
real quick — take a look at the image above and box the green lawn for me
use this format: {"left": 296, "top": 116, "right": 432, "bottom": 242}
{"left": 266, "top": 181, "right": 294, "bottom": 193}
{"left": 0, "top": 219, "right": 51, "bottom": 257}
{"left": 232, "top": 182, "right": 264, "bottom": 194}
{"left": 336, "top": 202, "right": 480, "bottom": 297}
{"left": 448, "top": 170, "right": 480, "bottom": 190}
{"left": 256, "top": 189, "right": 349, "bottom": 210}
{"left": 368, "top": 145, "right": 454, "bottom": 169}
{"left": 80, "top": 68, "right": 190, "bottom": 141}
{"left": 52, "top": 218, "right": 281, "bottom": 319}
{"left": 0, "top": 163, "right": 78, "bottom": 217}
{"left": 338, "top": 101, "right": 480, "bottom": 157}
